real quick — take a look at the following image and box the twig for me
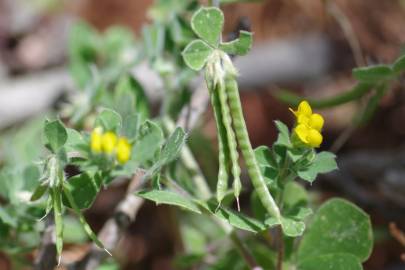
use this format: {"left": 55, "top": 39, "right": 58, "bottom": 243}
{"left": 34, "top": 214, "right": 58, "bottom": 270}
{"left": 389, "top": 222, "right": 405, "bottom": 247}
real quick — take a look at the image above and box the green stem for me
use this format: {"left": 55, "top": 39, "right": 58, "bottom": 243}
{"left": 274, "top": 82, "right": 374, "bottom": 109}
{"left": 225, "top": 77, "right": 281, "bottom": 220}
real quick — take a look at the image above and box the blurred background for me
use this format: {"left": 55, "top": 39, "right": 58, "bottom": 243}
{"left": 0, "top": 0, "right": 404, "bottom": 269}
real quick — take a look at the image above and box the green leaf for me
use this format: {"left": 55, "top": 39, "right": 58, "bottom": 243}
{"left": 68, "top": 22, "right": 99, "bottom": 88}
{"left": 115, "top": 75, "right": 150, "bottom": 119}
{"left": 298, "top": 198, "right": 373, "bottom": 262}
{"left": 142, "top": 23, "right": 165, "bottom": 60}
{"left": 63, "top": 185, "right": 110, "bottom": 255}
{"left": 62, "top": 173, "right": 102, "bottom": 209}
{"left": 0, "top": 208, "right": 17, "bottom": 227}
{"left": 30, "top": 182, "right": 48, "bottom": 201}
{"left": 44, "top": 120, "right": 68, "bottom": 153}
{"left": 298, "top": 253, "right": 362, "bottom": 270}
{"left": 280, "top": 217, "right": 305, "bottom": 237}
{"left": 198, "top": 200, "right": 266, "bottom": 233}
{"left": 132, "top": 120, "right": 164, "bottom": 164}
{"left": 65, "top": 128, "right": 85, "bottom": 152}
{"left": 274, "top": 120, "right": 292, "bottom": 147}
{"left": 282, "top": 182, "right": 309, "bottom": 209}
{"left": 352, "top": 65, "right": 394, "bottom": 82}
{"left": 219, "top": 31, "right": 253, "bottom": 56}
{"left": 393, "top": 54, "right": 405, "bottom": 73}
{"left": 159, "top": 127, "right": 187, "bottom": 165}
{"left": 297, "top": 151, "right": 337, "bottom": 182}
{"left": 182, "top": 39, "right": 213, "bottom": 71}
{"left": 122, "top": 113, "right": 140, "bottom": 139}
{"left": 264, "top": 216, "right": 305, "bottom": 237}
{"left": 191, "top": 7, "right": 224, "bottom": 47}
{"left": 136, "top": 190, "right": 201, "bottom": 214}
{"left": 95, "top": 108, "right": 122, "bottom": 132}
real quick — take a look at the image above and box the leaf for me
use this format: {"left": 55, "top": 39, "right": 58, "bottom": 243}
{"left": 298, "top": 253, "right": 362, "bottom": 270}
{"left": 0, "top": 208, "right": 17, "bottom": 227}
{"left": 136, "top": 190, "right": 201, "bottom": 214}
{"left": 63, "top": 185, "right": 110, "bottom": 255}
{"left": 191, "top": 7, "right": 224, "bottom": 47}
{"left": 30, "top": 182, "right": 48, "bottom": 201}
{"left": 132, "top": 120, "right": 164, "bottom": 164}
{"left": 274, "top": 120, "right": 292, "bottom": 147}
{"left": 142, "top": 23, "right": 165, "bottom": 60}
{"left": 282, "top": 182, "right": 309, "bottom": 209}
{"left": 264, "top": 216, "right": 305, "bottom": 237}
{"left": 352, "top": 65, "right": 394, "bottom": 82}
{"left": 44, "top": 120, "right": 68, "bottom": 153}
{"left": 392, "top": 54, "right": 405, "bottom": 73}
{"left": 280, "top": 217, "right": 305, "bottom": 237}
{"left": 115, "top": 75, "right": 150, "bottom": 119}
{"left": 298, "top": 198, "right": 373, "bottom": 262}
{"left": 297, "top": 151, "right": 337, "bottom": 182}
{"left": 65, "top": 128, "right": 85, "bottom": 152}
{"left": 219, "top": 31, "right": 253, "bottom": 56}
{"left": 122, "top": 113, "right": 140, "bottom": 139}
{"left": 254, "top": 145, "right": 277, "bottom": 168}
{"left": 94, "top": 108, "right": 122, "bottom": 131}
{"left": 159, "top": 127, "right": 187, "bottom": 165}
{"left": 198, "top": 200, "right": 266, "bottom": 233}
{"left": 182, "top": 39, "right": 213, "bottom": 71}
{"left": 62, "top": 173, "right": 102, "bottom": 209}
{"left": 68, "top": 21, "right": 99, "bottom": 88}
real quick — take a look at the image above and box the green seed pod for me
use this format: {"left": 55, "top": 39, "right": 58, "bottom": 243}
{"left": 209, "top": 84, "right": 231, "bottom": 205}
{"left": 51, "top": 187, "right": 63, "bottom": 264}
{"left": 225, "top": 76, "right": 281, "bottom": 219}
{"left": 217, "top": 81, "right": 242, "bottom": 210}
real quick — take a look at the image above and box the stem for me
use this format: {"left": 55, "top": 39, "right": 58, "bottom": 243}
{"left": 226, "top": 77, "right": 281, "bottom": 219}
{"left": 274, "top": 82, "right": 373, "bottom": 109}
{"left": 276, "top": 227, "right": 284, "bottom": 270}
{"left": 230, "top": 231, "right": 261, "bottom": 269}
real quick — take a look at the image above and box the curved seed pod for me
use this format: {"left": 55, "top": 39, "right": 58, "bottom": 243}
{"left": 209, "top": 84, "right": 231, "bottom": 205}
{"left": 225, "top": 76, "right": 281, "bottom": 219}
{"left": 217, "top": 81, "right": 242, "bottom": 210}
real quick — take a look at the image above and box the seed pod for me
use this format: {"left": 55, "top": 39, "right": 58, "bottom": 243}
{"left": 209, "top": 84, "right": 231, "bottom": 205}
{"left": 217, "top": 81, "right": 242, "bottom": 210}
{"left": 225, "top": 76, "right": 281, "bottom": 219}
{"left": 51, "top": 187, "right": 63, "bottom": 264}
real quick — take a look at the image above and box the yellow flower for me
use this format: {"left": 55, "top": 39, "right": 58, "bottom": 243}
{"left": 290, "top": 101, "right": 324, "bottom": 148}
{"left": 290, "top": 100, "right": 312, "bottom": 118}
{"left": 90, "top": 127, "right": 103, "bottom": 153}
{"left": 101, "top": 131, "right": 118, "bottom": 154}
{"left": 116, "top": 137, "right": 131, "bottom": 164}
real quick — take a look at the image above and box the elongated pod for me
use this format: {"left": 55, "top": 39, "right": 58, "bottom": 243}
{"left": 217, "top": 81, "right": 242, "bottom": 209}
{"left": 51, "top": 187, "right": 63, "bottom": 264}
{"left": 225, "top": 76, "right": 281, "bottom": 219}
{"left": 209, "top": 83, "right": 231, "bottom": 204}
